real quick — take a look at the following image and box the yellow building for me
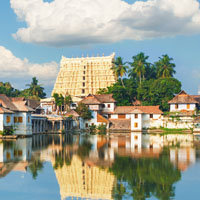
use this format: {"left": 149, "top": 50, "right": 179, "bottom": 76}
{"left": 53, "top": 155, "right": 115, "bottom": 200}
{"left": 52, "top": 53, "right": 116, "bottom": 97}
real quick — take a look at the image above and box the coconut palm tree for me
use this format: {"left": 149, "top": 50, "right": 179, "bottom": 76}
{"left": 129, "top": 52, "right": 149, "bottom": 84}
{"left": 26, "top": 77, "right": 46, "bottom": 98}
{"left": 64, "top": 95, "right": 72, "bottom": 111}
{"left": 155, "top": 55, "right": 176, "bottom": 78}
{"left": 112, "top": 57, "right": 128, "bottom": 88}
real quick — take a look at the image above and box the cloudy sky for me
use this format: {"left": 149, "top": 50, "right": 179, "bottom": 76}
{"left": 0, "top": 0, "right": 200, "bottom": 96}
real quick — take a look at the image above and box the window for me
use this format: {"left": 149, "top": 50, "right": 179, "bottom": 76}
{"left": 6, "top": 152, "right": 11, "bottom": 160}
{"left": 175, "top": 104, "right": 179, "bottom": 109}
{"left": 18, "top": 116, "right": 23, "bottom": 123}
{"left": 134, "top": 135, "right": 138, "bottom": 140}
{"left": 135, "top": 114, "right": 138, "bottom": 119}
{"left": 83, "top": 76, "right": 85, "bottom": 80}
{"left": 85, "top": 123, "right": 88, "bottom": 128}
{"left": 84, "top": 66, "right": 86, "bottom": 69}
{"left": 118, "top": 114, "right": 126, "bottom": 119}
{"left": 108, "top": 114, "right": 111, "bottom": 119}
{"left": 14, "top": 117, "right": 18, "bottom": 123}
{"left": 83, "top": 71, "right": 85, "bottom": 74}
{"left": 83, "top": 82, "right": 85, "bottom": 87}
{"left": 134, "top": 122, "right": 138, "bottom": 128}
{"left": 18, "top": 150, "right": 22, "bottom": 156}
{"left": 6, "top": 116, "right": 11, "bottom": 123}
{"left": 108, "top": 104, "right": 110, "bottom": 108}
{"left": 82, "top": 89, "right": 85, "bottom": 94}
{"left": 187, "top": 104, "right": 190, "bottom": 109}
{"left": 28, "top": 116, "right": 30, "bottom": 123}
{"left": 150, "top": 114, "right": 153, "bottom": 119}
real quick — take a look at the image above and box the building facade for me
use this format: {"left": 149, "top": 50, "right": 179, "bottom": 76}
{"left": 52, "top": 53, "right": 116, "bottom": 97}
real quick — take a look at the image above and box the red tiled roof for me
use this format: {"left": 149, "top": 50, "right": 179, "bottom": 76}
{"left": 0, "top": 94, "right": 34, "bottom": 112}
{"left": 81, "top": 94, "right": 116, "bottom": 105}
{"left": 95, "top": 94, "right": 116, "bottom": 103}
{"left": 114, "top": 106, "right": 163, "bottom": 114}
{"left": 168, "top": 90, "right": 199, "bottom": 104}
{"left": 192, "top": 95, "right": 200, "bottom": 104}
{"left": 80, "top": 95, "right": 101, "bottom": 105}
{"left": 0, "top": 94, "right": 18, "bottom": 111}
{"left": 0, "top": 107, "right": 14, "bottom": 114}
{"left": 65, "top": 110, "right": 80, "bottom": 117}
{"left": 97, "top": 113, "right": 109, "bottom": 124}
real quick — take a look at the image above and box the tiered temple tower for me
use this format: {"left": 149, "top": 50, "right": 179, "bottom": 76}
{"left": 52, "top": 53, "right": 116, "bottom": 97}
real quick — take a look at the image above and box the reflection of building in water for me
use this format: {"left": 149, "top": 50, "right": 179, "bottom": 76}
{"left": 0, "top": 138, "right": 32, "bottom": 177}
{"left": 170, "top": 148, "right": 196, "bottom": 171}
{"left": 0, "top": 139, "right": 32, "bottom": 163}
{"left": 53, "top": 155, "right": 115, "bottom": 200}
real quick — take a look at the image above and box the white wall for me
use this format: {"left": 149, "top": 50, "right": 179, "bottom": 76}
{"left": 103, "top": 103, "right": 115, "bottom": 112}
{"left": 14, "top": 112, "right": 32, "bottom": 135}
{"left": 0, "top": 114, "right": 3, "bottom": 131}
{"left": 110, "top": 114, "right": 118, "bottom": 119}
{"left": 170, "top": 103, "right": 196, "bottom": 112}
{"left": 131, "top": 113, "right": 142, "bottom": 131}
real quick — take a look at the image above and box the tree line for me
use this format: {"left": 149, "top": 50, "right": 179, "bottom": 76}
{"left": 98, "top": 52, "right": 181, "bottom": 111}
{"left": 0, "top": 77, "right": 46, "bottom": 100}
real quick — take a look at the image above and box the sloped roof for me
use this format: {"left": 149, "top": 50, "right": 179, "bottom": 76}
{"left": 81, "top": 94, "right": 116, "bottom": 105}
{"left": 0, "top": 107, "right": 14, "bottom": 114}
{"left": 95, "top": 94, "right": 116, "bottom": 103}
{"left": 114, "top": 106, "right": 163, "bottom": 114}
{"left": 97, "top": 113, "right": 109, "bottom": 124}
{"left": 81, "top": 94, "right": 102, "bottom": 105}
{"left": 65, "top": 110, "right": 80, "bottom": 117}
{"left": 0, "top": 94, "right": 18, "bottom": 111}
{"left": 12, "top": 101, "right": 34, "bottom": 112}
{"left": 192, "top": 95, "right": 200, "bottom": 104}
{"left": 168, "top": 90, "right": 199, "bottom": 104}
{"left": 0, "top": 94, "right": 34, "bottom": 112}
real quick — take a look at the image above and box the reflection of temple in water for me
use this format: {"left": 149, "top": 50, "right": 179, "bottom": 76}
{"left": 53, "top": 155, "right": 115, "bottom": 200}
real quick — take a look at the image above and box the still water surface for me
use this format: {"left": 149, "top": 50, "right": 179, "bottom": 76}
{"left": 0, "top": 133, "right": 200, "bottom": 200}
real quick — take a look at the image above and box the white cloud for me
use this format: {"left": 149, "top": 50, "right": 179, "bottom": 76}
{"left": 10, "top": 0, "right": 200, "bottom": 46}
{"left": 0, "top": 46, "right": 58, "bottom": 87}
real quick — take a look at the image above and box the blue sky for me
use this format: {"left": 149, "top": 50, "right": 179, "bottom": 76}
{"left": 0, "top": 0, "right": 200, "bottom": 96}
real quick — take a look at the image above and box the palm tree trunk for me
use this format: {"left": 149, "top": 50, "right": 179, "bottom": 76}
{"left": 121, "top": 77, "right": 125, "bottom": 88}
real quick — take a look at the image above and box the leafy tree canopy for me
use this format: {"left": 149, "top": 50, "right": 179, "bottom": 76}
{"left": 76, "top": 102, "right": 92, "bottom": 120}
{"left": 98, "top": 53, "right": 181, "bottom": 111}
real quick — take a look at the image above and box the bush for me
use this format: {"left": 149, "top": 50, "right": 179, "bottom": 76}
{"left": 89, "top": 124, "right": 97, "bottom": 135}
{"left": 97, "top": 124, "right": 107, "bottom": 135}
{"left": 3, "top": 127, "right": 15, "bottom": 135}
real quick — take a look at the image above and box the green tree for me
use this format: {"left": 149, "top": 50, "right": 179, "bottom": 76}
{"left": 26, "top": 77, "right": 46, "bottom": 99}
{"left": 112, "top": 56, "right": 128, "bottom": 88}
{"left": 129, "top": 52, "right": 150, "bottom": 84}
{"left": 155, "top": 55, "right": 176, "bottom": 78}
{"left": 76, "top": 102, "right": 92, "bottom": 120}
{"left": 137, "top": 78, "right": 181, "bottom": 111}
{"left": 53, "top": 93, "right": 64, "bottom": 113}
{"left": 64, "top": 95, "right": 72, "bottom": 111}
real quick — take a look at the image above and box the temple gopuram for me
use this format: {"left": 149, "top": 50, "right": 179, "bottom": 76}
{"left": 52, "top": 53, "right": 116, "bottom": 97}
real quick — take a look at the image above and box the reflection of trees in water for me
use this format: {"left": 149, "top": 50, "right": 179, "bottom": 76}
{"left": 53, "top": 138, "right": 93, "bottom": 169}
{"left": 28, "top": 158, "right": 43, "bottom": 179}
{"left": 110, "top": 148, "right": 181, "bottom": 200}
{"left": 77, "top": 140, "right": 92, "bottom": 160}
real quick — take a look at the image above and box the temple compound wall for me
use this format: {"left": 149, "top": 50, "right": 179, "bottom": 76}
{"left": 52, "top": 53, "right": 117, "bottom": 97}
